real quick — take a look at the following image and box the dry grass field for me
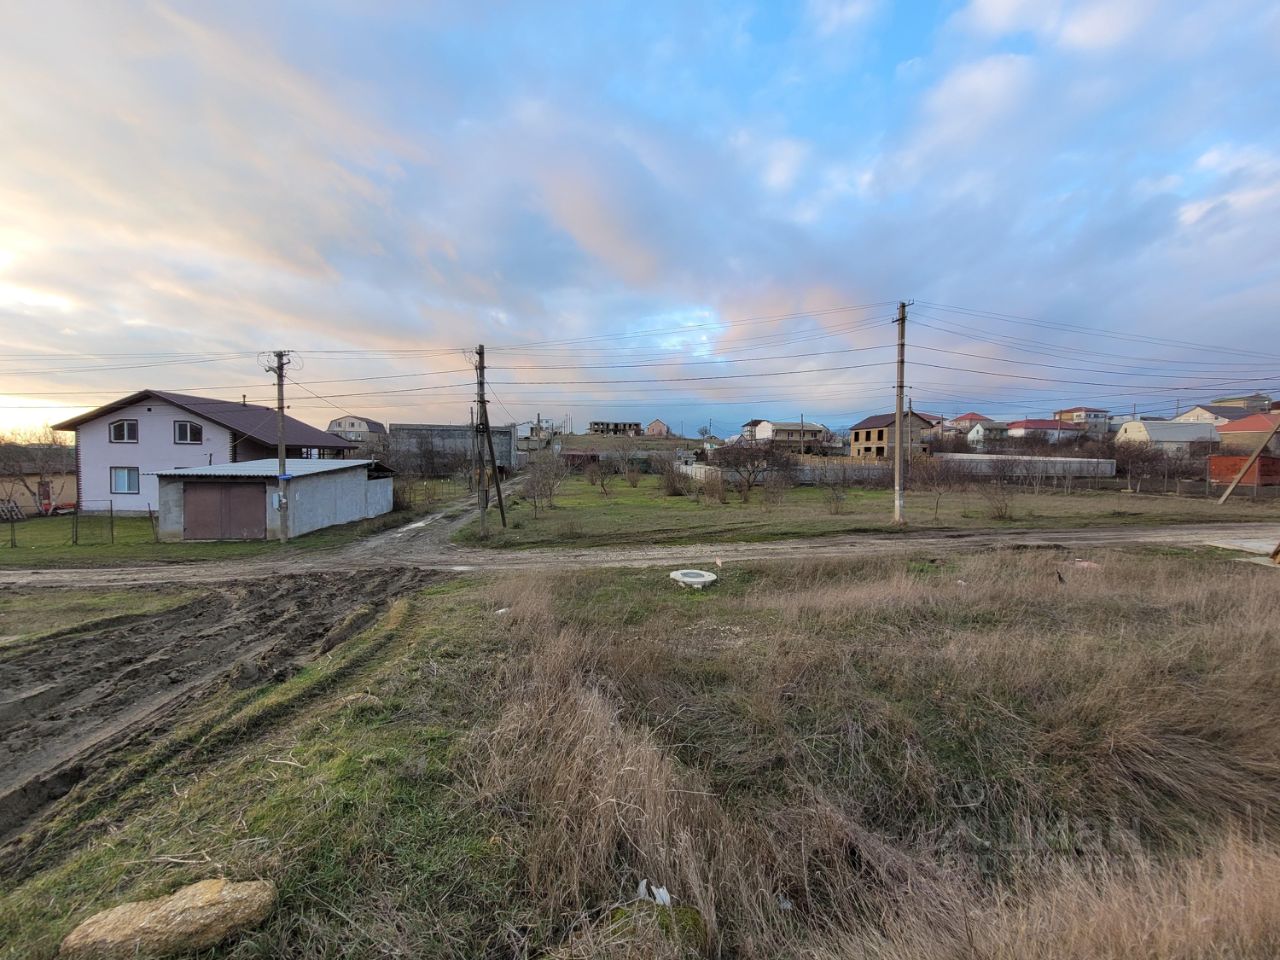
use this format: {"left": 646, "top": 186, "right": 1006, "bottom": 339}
{"left": 3, "top": 547, "right": 1279, "bottom": 958}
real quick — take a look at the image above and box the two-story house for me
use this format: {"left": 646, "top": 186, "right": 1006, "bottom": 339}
{"left": 753, "top": 420, "right": 829, "bottom": 454}
{"left": 849, "top": 412, "right": 934, "bottom": 460}
{"left": 54, "top": 390, "right": 356, "bottom": 514}
{"left": 1053, "top": 407, "right": 1110, "bottom": 437}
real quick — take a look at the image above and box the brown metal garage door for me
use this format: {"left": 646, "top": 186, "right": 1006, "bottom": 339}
{"left": 182, "top": 482, "right": 267, "bottom": 540}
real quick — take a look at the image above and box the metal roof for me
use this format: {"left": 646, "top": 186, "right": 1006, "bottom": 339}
{"left": 1117, "top": 421, "right": 1219, "bottom": 441}
{"left": 53, "top": 390, "right": 357, "bottom": 450}
{"left": 154, "top": 458, "right": 373, "bottom": 478}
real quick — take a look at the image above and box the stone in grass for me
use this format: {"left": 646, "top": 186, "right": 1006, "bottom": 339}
{"left": 59, "top": 878, "right": 276, "bottom": 959}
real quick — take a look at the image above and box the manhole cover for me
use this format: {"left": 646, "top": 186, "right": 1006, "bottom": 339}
{"left": 670, "top": 569, "right": 718, "bottom": 589}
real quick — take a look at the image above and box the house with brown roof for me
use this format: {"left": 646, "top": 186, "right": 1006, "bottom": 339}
{"left": 849, "top": 412, "right": 934, "bottom": 460}
{"left": 53, "top": 390, "right": 356, "bottom": 514}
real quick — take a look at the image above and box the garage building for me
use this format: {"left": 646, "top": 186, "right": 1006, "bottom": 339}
{"left": 156, "top": 459, "right": 393, "bottom": 541}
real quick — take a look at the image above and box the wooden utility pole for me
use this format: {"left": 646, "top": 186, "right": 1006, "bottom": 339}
{"left": 268, "top": 350, "right": 291, "bottom": 543}
{"left": 1216, "top": 414, "right": 1280, "bottom": 505}
{"left": 475, "top": 344, "right": 507, "bottom": 528}
{"left": 893, "top": 301, "right": 907, "bottom": 525}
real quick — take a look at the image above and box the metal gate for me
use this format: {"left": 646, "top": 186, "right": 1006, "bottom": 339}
{"left": 182, "top": 482, "right": 267, "bottom": 540}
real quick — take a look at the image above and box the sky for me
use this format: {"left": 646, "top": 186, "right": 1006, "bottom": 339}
{"left": 1, "top": 0, "right": 1279, "bottom": 436}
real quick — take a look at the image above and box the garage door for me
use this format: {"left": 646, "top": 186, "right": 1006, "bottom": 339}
{"left": 183, "top": 482, "right": 267, "bottom": 540}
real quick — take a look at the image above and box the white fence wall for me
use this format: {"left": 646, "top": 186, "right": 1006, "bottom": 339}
{"left": 933, "top": 453, "right": 1116, "bottom": 478}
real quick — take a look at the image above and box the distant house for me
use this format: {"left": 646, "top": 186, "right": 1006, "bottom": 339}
{"left": 53, "top": 390, "right": 357, "bottom": 514}
{"left": 1114, "top": 420, "right": 1219, "bottom": 455}
{"left": 849, "top": 412, "right": 934, "bottom": 460}
{"left": 646, "top": 419, "right": 671, "bottom": 438}
{"left": 1217, "top": 412, "right": 1280, "bottom": 455}
{"left": 1175, "top": 404, "right": 1257, "bottom": 427}
{"left": 754, "top": 420, "right": 829, "bottom": 454}
{"left": 588, "top": 421, "right": 641, "bottom": 436}
{"left": 1210, "top": 393, "right": 1272, "bottom": 413}
{"left": 740, "top": 419, "right": 766, "bottom": 441}
{"left": 0, "top": 444, "right": 76, "bottom": 515}
{"left": 946, "top": 412, "right": 993, "bottom": 431}
{"left": 1007, "top": 419, "right": 1086, "bottom": 443}
{"left": 966, "top": 421, "right": 1010, "bottom": 449}
{"left": 1053, "top": 406, "right": 1110, "bottom": 436}
{"left": 327, "top": 415, "right": 387, "bottom": 443}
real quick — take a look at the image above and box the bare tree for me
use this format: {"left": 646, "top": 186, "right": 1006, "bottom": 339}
{"left": 0, "top": 427, "right": 74, "bottom": 515}
{"left": 525, "top": 451, "right": 569, "bottom": 518}
{"left": 618, "top": 440, "right": 643, "bottom": 487}
{"left": 816, "top": 460, "right": 854, "bottom": 514}
{"left": 1115, "top": 441, "right": 1165, "bottom": 493}
{"left": 713, "top": 442, "right": 776, "bottom": 502}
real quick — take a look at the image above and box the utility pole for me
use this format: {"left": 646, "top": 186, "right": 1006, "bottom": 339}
{"left": 473, "top": 363, "right": 488, "bottom": 538}
{"left": 893, "top": 301, "right": 908, "bottom": 525}
{"left": 267, "top": 350, "right": 291, "bottom": 543}
{"left": 475, "top": 344, "right": 506, "bottom": 528}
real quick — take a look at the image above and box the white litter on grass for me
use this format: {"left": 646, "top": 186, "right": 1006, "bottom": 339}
{"left": 637, "top": 879, "right": 672, "bottom": 906}
{"left": 450, "top": 565, "right": 475, "bottom": 572}
{"left": 495, "top": 608, "right": 510, "bottom": 616}
{"left": 670, "top": 569, "right": 718, "bottom": 590}
{"left": 1070, "top": 559, "right": 1101, "bottom": 569}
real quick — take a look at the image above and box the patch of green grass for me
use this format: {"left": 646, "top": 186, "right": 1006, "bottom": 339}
{"left": 458, "top": 475, "right": 1280, "bottom": 549}
{"left": 0, "top": 587, "right": 197, "bottom": 646}
{"left": 0, "top": 505, "right": 429, "bottom": 569}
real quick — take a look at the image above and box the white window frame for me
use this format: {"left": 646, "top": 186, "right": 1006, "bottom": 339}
{"left": 109, "top": 466, "right": 140, "bottom": 495}
{"left": 174, "top": 420, "right": 204, "bottom": 444}
{"left": 109, "top": 419, "right": 138, "bottom": 443}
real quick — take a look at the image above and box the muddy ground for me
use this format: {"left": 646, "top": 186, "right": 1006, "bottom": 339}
{"left": 0, "top": 568, "right": 431, "bottom": 841}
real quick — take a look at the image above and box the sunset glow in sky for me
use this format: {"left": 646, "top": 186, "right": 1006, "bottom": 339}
{"left": 2, "top": 1, "right": 1278, "bottom": 433}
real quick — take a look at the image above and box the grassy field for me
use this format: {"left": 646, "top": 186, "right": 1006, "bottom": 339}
{"left": 0, "top": 586, "right": 197, "bottom": 644}
{"left": 5, "top": 547, "right": 1280, "bottom": 958}
{"left": 458, "top": 473, "right": 1280, "bottom": 548}
{"left": 0, "top": 505, "right": 432, "bottom": 569}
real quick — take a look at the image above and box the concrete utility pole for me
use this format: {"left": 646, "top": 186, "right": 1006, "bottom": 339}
{"left": 893, "top": 301, "right": 908, "bottom": 525}
{"left": 268, "top": 350, "right": 291, "bottom": 543}
{"left": 473, "top": 362, "right": 488, "bottom": 538}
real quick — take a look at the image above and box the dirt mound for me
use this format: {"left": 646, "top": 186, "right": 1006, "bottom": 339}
{"left": 0, "top": 567, "right": 429, "bottom": 840}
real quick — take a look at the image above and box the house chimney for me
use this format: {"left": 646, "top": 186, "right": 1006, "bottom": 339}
{"left": 242, "top": 394, "right": 247, "bottom": 406}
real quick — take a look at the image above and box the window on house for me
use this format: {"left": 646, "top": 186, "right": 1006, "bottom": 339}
{"left": 109, "top": 419, "right": 138, "bottom": 443}
{"left": 109, "top": 466, "right": 140, "bottom": 494}
{"left": 875, "top": 446, "right": 885, "bottom": 457}
{"left": 174, "top": 421, "right": 203, "bottom": 444}
{"left": 877, "top": 429, "right": 885, "bottom": 441}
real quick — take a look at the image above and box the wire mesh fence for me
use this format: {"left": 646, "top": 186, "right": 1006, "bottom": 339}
{"left": 71, "top": 501, "right": 115, "bottom": 545}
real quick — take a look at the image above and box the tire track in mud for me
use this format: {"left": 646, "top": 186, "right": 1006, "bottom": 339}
{"left": 0, "top": 567, "right": 433, "bottom": 843}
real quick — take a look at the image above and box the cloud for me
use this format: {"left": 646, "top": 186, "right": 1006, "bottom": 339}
{"left": 807, "top": 0, "right": 878, "bottom": 36}
{"left": 0, "top": 1, "right": 1276, "bottom": 433}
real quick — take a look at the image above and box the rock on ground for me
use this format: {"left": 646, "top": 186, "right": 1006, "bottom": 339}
{"left": 59, "top": 878, "right": 276, "bottom": 959}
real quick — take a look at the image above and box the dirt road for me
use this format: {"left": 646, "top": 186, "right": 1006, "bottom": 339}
{"left": 1, "top": 510, "right": 1277, "bottom": 588}
{"left": 0, "top": 568, "right": 430, "bottom": 841}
